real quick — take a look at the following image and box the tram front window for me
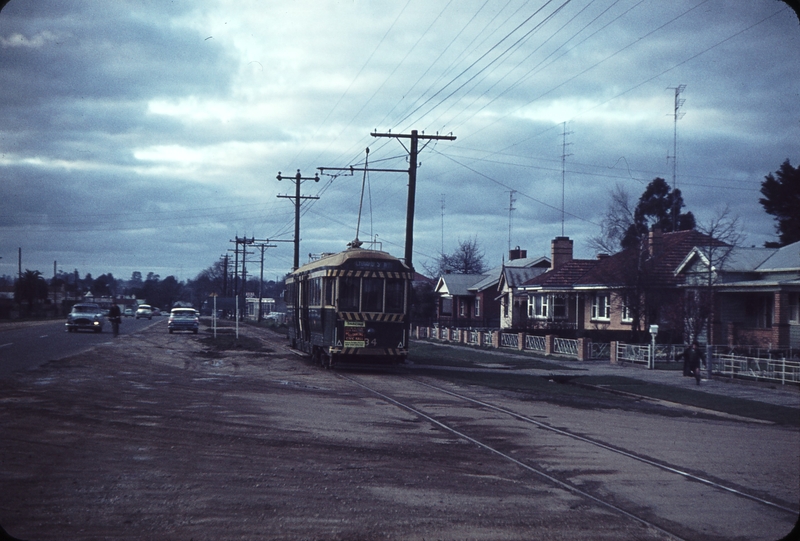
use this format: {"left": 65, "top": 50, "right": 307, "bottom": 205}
{"left": 385, "top": 279, "right": 404, "bottom": 313}
{"left": 362, "top": 277, "right": 383, "bottom": 312}
{"left": 340, "top": 276, "right": 360, "bottom": 312}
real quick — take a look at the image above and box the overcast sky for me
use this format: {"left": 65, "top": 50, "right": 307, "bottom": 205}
{"left": 1, "top": 0, "right": 798, "bottom": 283}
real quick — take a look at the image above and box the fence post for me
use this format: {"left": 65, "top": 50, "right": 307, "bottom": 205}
{"left": 610, "top": 341, "right": 618, "bottom": 364}
{"left": 518, "top": 332, "right": 526, "bottom": 351}
{"left": 545, "top": 335, "right": 555, "bottom": 356}
{"left": 492, "top": 331, "right": 499, "bottom": 348}
{"left": 577, "top": 338, "right": 587, "bottom": 361}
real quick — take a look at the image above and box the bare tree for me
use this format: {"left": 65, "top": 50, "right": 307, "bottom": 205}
{"left": 683, "top": 205, "right": 743, "bottom": 377}
{"left": 589, "top": 183, "right": 635, "bottom": 255}
{"left": 424, "top": 237, "right": 487, "bottom": 277}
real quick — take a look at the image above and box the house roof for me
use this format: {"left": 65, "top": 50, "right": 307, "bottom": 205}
{"left": 468, "top": 256, "right": 550, "bottom": 293}
{"left": 756, "top": 240, "right": 800, "bottom": 272}
{"left": 577, "top": 229, "right": 723, "bottom": 288}
{"left": 676, "top": 240, "right": 800, "bottom": 275}
{"left": 520, "top": 259, "right": 597, "bottom": 290}
{"left": 435, "top": 273, "right": 488, "bottom": 296}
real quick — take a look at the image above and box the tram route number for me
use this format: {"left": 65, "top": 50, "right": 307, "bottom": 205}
{"left": 344, "top": 320, "right": 366, "bottom": 348}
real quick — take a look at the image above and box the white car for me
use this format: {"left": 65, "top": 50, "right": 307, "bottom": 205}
{"left": 65, "top": 303, "right": 105, "bottom": 333}
{"left": 135, "top": 304, "right": 153, "bottom": 319}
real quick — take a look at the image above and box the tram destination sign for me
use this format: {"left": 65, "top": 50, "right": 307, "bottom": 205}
{"left": 343, "top": 320, "right": 366, "bottom": 348}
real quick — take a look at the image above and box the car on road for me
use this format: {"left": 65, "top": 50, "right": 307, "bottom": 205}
{"left": 152, "top": 307, "right": 162, "bottom": 317}
{"left": 65, "top": 303, "right": 105, "bottom": 333}
{"left": 124, "top": 308, "right": 134, "bottom": 317}
{"left": 135, "top": 304, "right": 153, "bottom": 319}
{"left": 168, "top": 308, "right": 199, "bottom": 334}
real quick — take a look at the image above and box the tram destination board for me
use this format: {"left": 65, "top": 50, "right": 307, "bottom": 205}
{"left": 343, "top": 320, "right": 365, "bottom": 347}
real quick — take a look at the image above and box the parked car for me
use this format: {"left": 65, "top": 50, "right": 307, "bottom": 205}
{"left": 124, "top": 308, "right": 134, "bottom": 317}
{"left": 168, "top": 308, "right": 199, "bottom": 334}
{"left": 65, "top": 303, "right": 105, "bottom": 333}
{"left": 136, "top": 304, "right": 153, "bottom": 319}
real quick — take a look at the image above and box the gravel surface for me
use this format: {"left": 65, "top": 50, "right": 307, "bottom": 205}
{"left": 1, "top": 323, "right": 797, "bottom": 540}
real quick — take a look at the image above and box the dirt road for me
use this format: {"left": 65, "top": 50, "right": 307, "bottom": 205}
{"left": 1, "top": 323, "right": 797, "bottom": 540}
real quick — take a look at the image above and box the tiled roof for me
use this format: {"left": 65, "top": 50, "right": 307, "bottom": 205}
{"left": 577, "top": 229, "right": 723, "bottom": 288}
{"left": 521, "top": 259, "right": 597, "bottom": 289}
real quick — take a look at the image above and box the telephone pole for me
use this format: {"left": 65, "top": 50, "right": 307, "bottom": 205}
{"left": 318, "top": 130, "right": 456, "bottom": 269}
{"left": 277, "top": 170, "right": 319, "bottom": 270}
{"left": 371, "top": 130, "right": 457, "bottom": 269}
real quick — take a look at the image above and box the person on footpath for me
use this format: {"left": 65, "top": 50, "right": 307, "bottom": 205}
{"left": 108, "top": 302, "right": 122, "bottom": 337}
{"left": 677, "top": 341, "right": 704, "bottom": 385}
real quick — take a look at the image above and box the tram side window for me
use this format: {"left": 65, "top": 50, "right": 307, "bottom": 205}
{"left": 385, "top": 279, "right": 405, "bottom": 313}
{"left": 340, "top": 276, "right": 360, "bottom": 312}
{"left": 324, "top": 277, "right": 335, "bottom": 306}
{"left": 285, "top": 282, "right": 295, "bottom": 305}
{"left": 308, "top": 277, "right": 322, "bottom": 306}
{"left": 362, "top": 277, "right": 383, "bottom": 312}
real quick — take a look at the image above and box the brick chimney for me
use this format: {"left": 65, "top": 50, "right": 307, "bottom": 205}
{"left": 508, "top": 246, "right": 527, "bottom": 261}
{"left": 550, "top": 237, "right": 573, "bottom": 270}
{"left": 648, "top": 227, "right": 663, "bottom": 257}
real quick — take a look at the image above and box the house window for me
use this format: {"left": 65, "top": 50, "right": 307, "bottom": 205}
{"left": 621, "top": 295, "right": 633, "bottom": 323}
{"left": 592, "top": 293, "right": 610, "bottom": 321}
{"left": 789, "top": 293, "right": 800, "bottom": 324}
{"left": 531, "top": 294, "right": 548, "bottom": 318}
{"left": 459, "top": 300, "right": 466, "bottom": 317}
{"left": 474, "top": 298, "right": 481, "bottom": 318}
{"left": 441, "top": 297, "right": 452, "bottom": 316}
{"left": 552, "top": 295, "right": 567, "bottom": 319}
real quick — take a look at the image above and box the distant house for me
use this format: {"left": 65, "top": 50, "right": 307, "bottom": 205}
{"left": 435, "top": 272, "right": 487, "bottom": 329}
{"left": 434, "top": 247, "right": 549, "bottom": 329}
{"left": 676, "top": 240, "right": 800, "bottom": 349}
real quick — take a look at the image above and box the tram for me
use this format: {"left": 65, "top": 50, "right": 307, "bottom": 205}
{"left": 285, "top": 242, "right": 413, "bottom": 368}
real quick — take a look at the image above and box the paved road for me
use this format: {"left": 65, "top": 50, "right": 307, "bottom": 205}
{"left": 0, "top": 317, "right": 159, "bottom": 376}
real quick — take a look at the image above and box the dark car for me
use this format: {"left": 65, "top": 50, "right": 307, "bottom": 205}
{"left": 66, "top": 303, "right": 105, "bottom": 333}
{"left": 168, "top": 308, "right": 199, "bottom": 334}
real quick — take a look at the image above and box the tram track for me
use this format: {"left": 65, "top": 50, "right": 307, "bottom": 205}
{"left": 339, "top": 372, "right": 799, "bottom": 541}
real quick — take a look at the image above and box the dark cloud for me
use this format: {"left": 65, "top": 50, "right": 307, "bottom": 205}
{"left": 0, "top": 1, "right": 797, "bottom": 281}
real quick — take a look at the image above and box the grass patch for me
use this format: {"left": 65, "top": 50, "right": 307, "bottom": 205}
{"left": 578, "top": 375, "right": 800, "bottom": 426}
{"left": 199, "top": 334, "right": 268, "bottom": 353}
{"left": 409, "top": 342, "right": 574, "bottom": 371}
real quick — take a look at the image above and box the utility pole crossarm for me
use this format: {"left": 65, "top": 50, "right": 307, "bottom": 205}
{"left": 370, "top": 131, "right": 456, "bottom": 141}
{"left": 276, "top": 169, "right": 320, "bottom": 270}
{"left": 318, "top": 166, "right": 408, "bottom": 174}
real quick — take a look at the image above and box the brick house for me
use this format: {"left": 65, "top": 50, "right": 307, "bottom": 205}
{"left": 518, "top": 230, "right": 723, "bottom": 342}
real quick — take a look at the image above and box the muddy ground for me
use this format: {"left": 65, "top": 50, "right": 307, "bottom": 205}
{"left": 0, "top": 323, "right": 795, "bottom": 540}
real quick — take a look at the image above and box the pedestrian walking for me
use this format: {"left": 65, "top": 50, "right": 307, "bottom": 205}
{"left": 677, "top": 341, "right": 704, "bottom": 384}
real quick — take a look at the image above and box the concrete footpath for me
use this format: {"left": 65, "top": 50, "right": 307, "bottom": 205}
{"left": 561, "top": 359, "right": 800, "bottom": 409}
{"left": 411, "top": 340, "right": 800, "bottom": 410}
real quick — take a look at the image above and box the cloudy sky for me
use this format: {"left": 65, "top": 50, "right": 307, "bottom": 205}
{"left": 1, "top": 0, "right": 798, "bottom": 283}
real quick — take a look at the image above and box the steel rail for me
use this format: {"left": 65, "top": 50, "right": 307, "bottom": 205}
{"left": 409, "top": 377, "right": 798, "bottom": 516}
{"left": 341, "top": 373, "right": 690, "bottom": 541}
